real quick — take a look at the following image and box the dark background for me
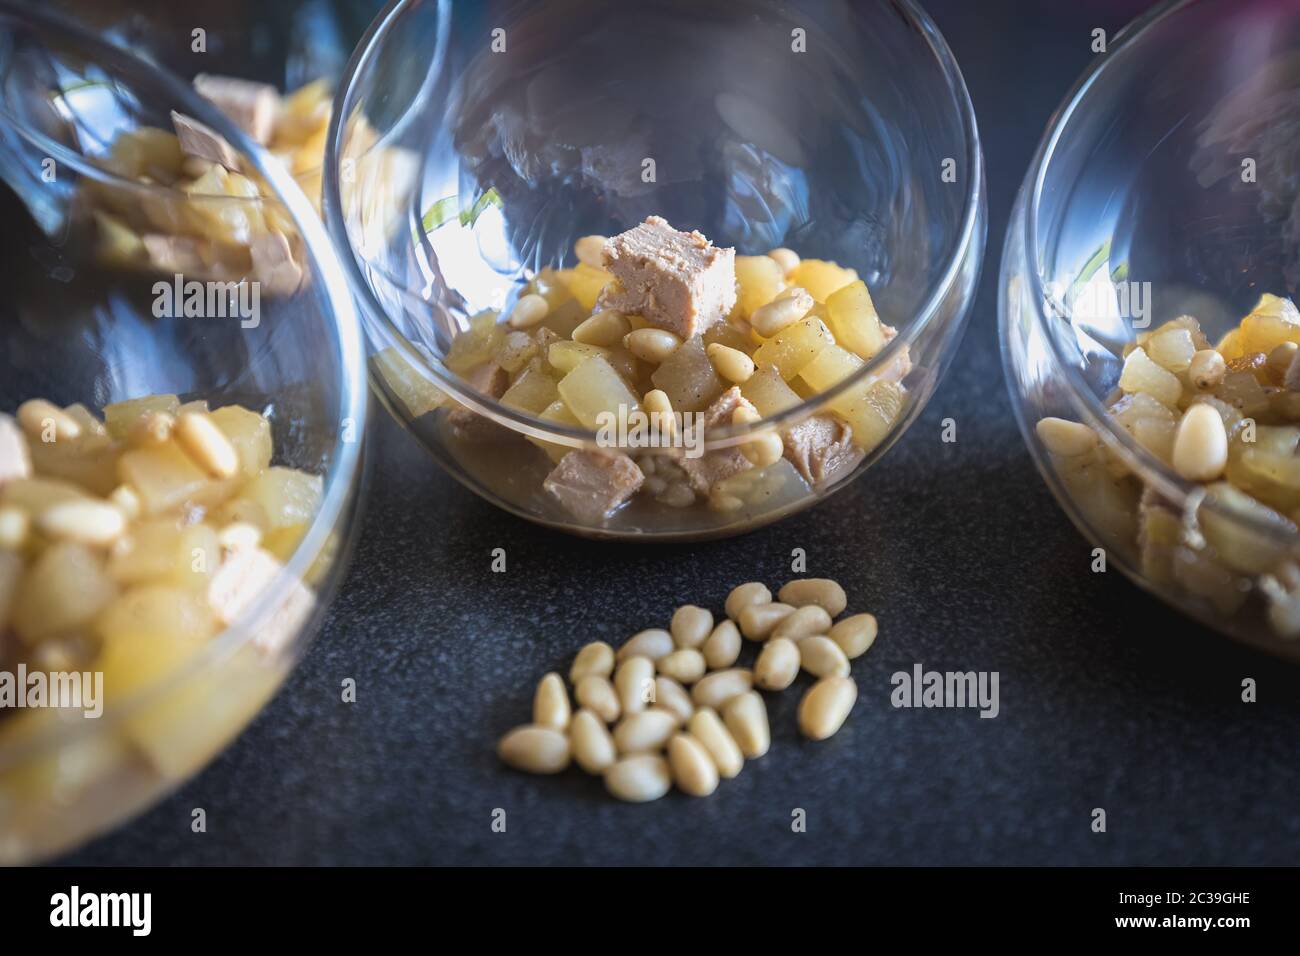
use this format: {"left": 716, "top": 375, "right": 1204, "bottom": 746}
{"left": 59, "top": 0, "right": 1300, "bottom": 866}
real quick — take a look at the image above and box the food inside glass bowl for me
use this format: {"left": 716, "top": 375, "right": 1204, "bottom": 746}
{"left": 0, "top": 393, "right": 318, "bottom": 774}
{"left": 379, "top": 216, "right": 909, "bottom": 524}
{"left": 1037, "top": 293, "right": 1300, "bottom": 638}
{"left": 81, "top": 75, "right": 336, "bottom": 291}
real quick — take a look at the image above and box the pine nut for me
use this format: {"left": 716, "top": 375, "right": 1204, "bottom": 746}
{"left": 618, "top": 627, "right": 675, "bottom": 662}
{"left": 799, "top": 635, "right": 850, "bottom": 678}
{"left": 726, "top": 582, "right": 771, "bottom": 620}
{"left": 707, "top": 343, "right": 756, "bottom": 383}
{"left": 654, "top": 676, "right": 694, "bottom": 725}
{"left": 614, "top": 656, "right": 655, "bottom": 715}
{"left": 624, "top": 328, "right": 682, "bottom": 364}
{"left": 691, "top": 668, "right": 753, "bottom": 710}
{"left": 498, "top": 724, "right": 571, "bottom": 774}
{"left": 128, "top": 410, "right": 175, "bottom": 446}
{"left": 604, "top": 754, "right": 671, "bottom": 802}
{"left": 613, "top": 708, "right": 677, "bottom": 753}
{"left": 570, "top": 640, "right": 615, "bottom": 683}
{"left": 668, "top": 732, "right": 719, "bottom": 796}
{"left": 569, "top": 709, "right": 616, "bottom": 774}
{"left": 174, "top": 411, "right": 240, "bottom": 479}
{"left": 778, "top": 578, "right": 847, "bottom": 617}
{"left": 741, "top": 430, "right": 784, "bottom": 468}
{"left": 798, "top": 676, "right": 857, "bottom": 741}
{"left": 1035, "top": 417, "right": 1097, "bottom": 457}
{"left": 37, "top": 499, "right": 126, "bottom": 546}
{"left": 658, "top": 481, "right": 695, "bottom": 508}
{"left": 754, "top": 637, "right": 800, "bottom": 690}
{"left": 772, "top": 604, "right": 832, "bottom": 641}
{"left": 1172, "top": 403, "right": 1228, "bottom": 482}
{"left": 671, "top": 604, "right": 713, "bottom": 648}
{"left": 642, "top": 389, "right": 677, "bottom": 438}
{"left": 739, "top": 602, "right": 794, "bottom": 640}
{"left": 767, "top": 247, "right": 800, "bottom": 277}
{"left": 702, "top": 619, "right": 742, "bottom": 669}
{"left": 0, "top": 506, "right": 29, "bottom": 550}
{"left": 829, "top": 613, "right": 877, "bottom": 659}
{"left": 688, "top": 708, "right": 744, "bottom": 779}
{"left": 575, "top": 674, "right": 621, "bottom": 723}
{"left": 709, "top": 492, "right": 744, "bottom": 513}
{"left": 658, "top": 647, "right": 706, "bottom": 684}
{"left": 723, "top": 691, "right": 770, "bottom": 759}
{"left": 108, "top": 485, "right": 141, "bottom": 521}
{"left": 533, "top": 672, "right": 571, "bottom": 729}
{"left": 573, "top": 310, "right": 632, "bottom": 347}
{"left": 574, "top": 234, "right": 607, "bottom": 268}
{"left": 750, "top": 288, "right": 812, "bottom": 337}
{"left": 1188, "top": 349, "right": 1227, "bottom": 390}
{"left": 507, "top": 292, "right": 550, "bottom": 329}
{"left": 17, "top": 399, "right": 81, "bottom": 442}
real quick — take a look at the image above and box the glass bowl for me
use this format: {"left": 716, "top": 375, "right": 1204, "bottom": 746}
{"left": 1001, "top": 0, "right": 1300, "bottom": 662}
{"left": 324, "top": 0, "right": 985, "bottom": 540}
{"left": 0, "top": 3, "right": 367, "bottom": 862}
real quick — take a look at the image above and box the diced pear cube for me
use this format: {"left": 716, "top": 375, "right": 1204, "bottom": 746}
{"left": 118, "top": 442, "right": 234, "bottom": 516}
{"left": 557, "top": 356, "right": 641, "bottom": 430}
{"left": 209, "top": 405, "right": 272, "bottom": 480}
{"left": 650, "top": 335, "right": 727, "bottom": 413}
{"left": 1109, "top": 392, "right": 1177, "bottom": 463}
{"left": 739, "top": 366, "right": 802, "bottom": 417}
{"left": 1239, "top": 293, "right": 1300, "bottom": 356}
{"left": 548, "top": 340, "right": 609, "bottom": 376}
{"left": 500, "top": 364, "right": 560, "bottom": 414}
{"left": 12, "top": 542, "right": 118, "bottom": 645}
{"left": 790, "top": 258, "right": 858, "bottom": 302}
{"left": 1119, "top": 346, "right": 1183, "bottom": 407}
{"left": 104, "top": 394, "right": 181, "bottom": 439}
{"left": 528, "top": 399, "right": 584, "bottom": 463}
{"left": 733, "top": 255, "right": 785, "bottom": 319}
{"left": 1145, "top": 325, "right": 1196, "bottom": 373}
{"left": 95, "top": 585, "right": 220, "bottom": 776}
{"left": 752, "top": 316, "right": 835, "bottom": 380}
{"left": 798, "top": 343, "right": 864, "bottom": 393}
{"left": 373, "top": 346, "right": 449, "bottom": 418}
{"left": 563, "top": 263, "right": 615, "bottom": 312}
{"left": 243, "top": 466, "right": 323, "bottom": 532}
{"left": 826, "top": 280, "right": 889, "bottom": 360}
{"left": 446, "top": 311, "right": 505, "bottom": 374}
{"left": 828, "top": 380, "right": 904, "bottom": 452}
{"left": 108, "top": 518, "right": 221, "bottom": 591}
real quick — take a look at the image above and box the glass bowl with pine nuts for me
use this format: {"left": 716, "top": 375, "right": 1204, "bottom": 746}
{"left": 0, "top": 4, "right": 367, "bottom": 862}
{"left": 324, "top": 0, "right": 985, "bottom": 539}
{"left": 1001, "top": 0, "right": 1300, "bottom": 661}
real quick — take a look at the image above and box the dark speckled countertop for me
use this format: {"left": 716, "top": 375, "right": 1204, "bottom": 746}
{"left": 62, "top": 0, "right": 1300, "bottom": 865}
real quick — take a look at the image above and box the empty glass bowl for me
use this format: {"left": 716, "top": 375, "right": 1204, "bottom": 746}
{"left": 1001, "top": 0, "right": 1300, "bottom": 661}
{"left": 325, "top": 0, "right": 985, "bottom": 540}
{"left": 0, "top": 4, "right": 367, "bottom": 861}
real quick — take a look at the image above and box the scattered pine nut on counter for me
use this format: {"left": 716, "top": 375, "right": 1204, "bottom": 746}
{"left": 496, "top": 577, "right": 879, "bottom": 802}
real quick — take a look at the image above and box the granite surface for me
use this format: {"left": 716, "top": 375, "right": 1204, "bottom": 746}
{"left": 63, "top": 0, "right": 1300, "bottom": 866}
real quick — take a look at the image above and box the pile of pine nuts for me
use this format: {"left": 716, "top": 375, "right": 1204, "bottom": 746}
{"left": 497, "top": 578, "right": 877, "bottom": 802}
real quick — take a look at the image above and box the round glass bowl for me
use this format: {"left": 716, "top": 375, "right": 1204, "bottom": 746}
{"left": 0, "top": 4, "right": 366, "bottom": 862}
{"left": 325, "top": 0, "right": 985, "bottom": 540}
{"left": 1001, "top": 0, "right": 1300, "bottom": 661}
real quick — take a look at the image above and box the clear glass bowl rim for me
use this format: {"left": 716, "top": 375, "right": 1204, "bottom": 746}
{"left": 1015, "top": 0, "right": 1300, "bottom": 549}
{"left": 322, "top": 0, "right": 985, "bottom": 448}
{"left": 0, "top": 1, "right": 369, "bottom": 768}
